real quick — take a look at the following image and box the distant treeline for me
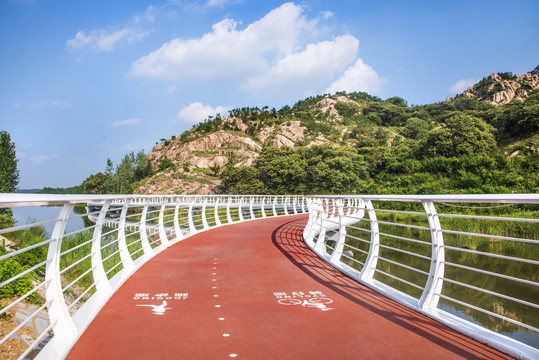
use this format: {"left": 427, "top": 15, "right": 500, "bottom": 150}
{"left": 38, "top": 150, "right": 152, "bottom": 195}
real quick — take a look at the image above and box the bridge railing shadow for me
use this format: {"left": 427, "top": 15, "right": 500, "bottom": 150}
{"left": 272, "top": 217, "right": 510, "bottom": 360}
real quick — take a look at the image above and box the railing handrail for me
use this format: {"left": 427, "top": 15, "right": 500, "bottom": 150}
{"left": 0, "top": 194, "right": 306, "bottom": 360}
{"left": 1, "top": 193, "right": 537, "bottom": 359}
{"left": 0, "top": 193, "right": 303, "bottom": 208}
{"left": 306, "top": 193, "right": 539, "bottom": 204}
{"left": 302, "top": 194, "right": 538, "bottom": 360}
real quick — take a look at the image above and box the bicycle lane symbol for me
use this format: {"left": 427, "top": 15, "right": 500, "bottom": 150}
{"left": 278, "top": 297, "right": 334, "bottom": 311}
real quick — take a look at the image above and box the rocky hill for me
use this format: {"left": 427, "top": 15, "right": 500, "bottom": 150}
{"left": 459, "top": 66, "right": 539, "bottom": 106}
{"left": 136, "top": 94, "right": 382, "bottom": 194}
{"left": 136, "top": 66, "right": 539, "bottom": 195}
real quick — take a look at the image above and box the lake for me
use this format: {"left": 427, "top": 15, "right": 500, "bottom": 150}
{"left": 11, "top": 205, "right": 86, "bottom": 235}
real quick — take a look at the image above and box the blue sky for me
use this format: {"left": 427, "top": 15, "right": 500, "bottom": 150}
{"left": 1, "top": 0, "right": 538, "bottom": 189}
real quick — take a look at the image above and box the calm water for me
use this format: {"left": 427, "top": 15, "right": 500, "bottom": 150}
{"left": 12, "top": 206, "right": 86, "bottom": 235}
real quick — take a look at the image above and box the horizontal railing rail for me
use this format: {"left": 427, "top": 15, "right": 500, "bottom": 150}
{"left": 303, "top": 194, "right": 538, "bottom": 360}
{"left": 0, "top": 194, "right": 306, "bottom": 359}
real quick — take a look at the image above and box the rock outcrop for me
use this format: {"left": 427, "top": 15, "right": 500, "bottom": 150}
{"left": 463, "top": 66, "right": 539, "bottom": 106}
{"left": 147, "top": 130, "right": 262, "bottom": 171}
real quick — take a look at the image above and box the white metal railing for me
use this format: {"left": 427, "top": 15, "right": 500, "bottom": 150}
{"left": 0, "top": 194, "right": 306, "bottom": 360}
{"left": 303, "top": 194, "right": 538, "bottom": 360}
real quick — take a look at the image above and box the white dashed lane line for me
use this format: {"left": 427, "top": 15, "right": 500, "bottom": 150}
{"left": 211, "top": 258, "right": 237, "bottom": 358}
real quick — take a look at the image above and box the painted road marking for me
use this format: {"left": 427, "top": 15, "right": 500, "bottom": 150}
{"left": 136, "top": 301, "right": 171, "bottom": 315}
{"left": 133, "top": 293, "right": 189, "bottom": 315}
{"left": 274, "top": 291, "right": 334, "bottom": 311}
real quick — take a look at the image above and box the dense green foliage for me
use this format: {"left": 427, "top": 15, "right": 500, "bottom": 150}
{"left": 0, "top": 224, "right": 49, "bottom": 303}
{"left": 0, "top": 130, "right": 19, "bottom": 219}
{"left": 0, "top": 258, "right": 39, "bottom": 302}
{"left": 0, "top": 130, "right": 19, "bottom": 194}
{"left": 221, "top": 146, "right": 370, "bottom": 194}
{"left": 219, "top": 89, "right": 538, "bottom": 195}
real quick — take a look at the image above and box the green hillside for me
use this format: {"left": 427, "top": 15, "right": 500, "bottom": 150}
{"left": 63, "top": 68, "right": 539, "bottom": 196}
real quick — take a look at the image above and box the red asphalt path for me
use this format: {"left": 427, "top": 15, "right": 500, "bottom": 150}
{"left": 67, "top": 215, "right": 512, "bottom": 360}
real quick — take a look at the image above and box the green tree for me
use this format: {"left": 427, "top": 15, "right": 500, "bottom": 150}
{"left": 134, "top": 150, "right": 152, "bottom": 181}
{"left": 116, "top": 153, "right": 135, "bottom": 193}
{"left": 83, "top": 172, "right": 107, "bottom": 194}
{"left": 401, "top": 117, "right": 429, "bottom": 139}
{"left": 303, "top": 146, "right": 370, "bottom": 194}
{"left": 0, "top": 130, "right": 19, "bottom": 193}
{"left": 103, "top": 158, "right": 116, "bottom": 193}
{"left": 256, "top": 147, "right": 308, "bottom": 194}
{"left": 220, "top": 166, "right": 265, "bottom": 194}
{"left": 0, "top": 130, "right": 19, "bottom": 218}
{"left": 424, "top": 114, "right": 497, "bottom": 157}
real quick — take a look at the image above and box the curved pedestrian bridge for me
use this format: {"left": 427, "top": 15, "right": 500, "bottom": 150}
{"left": 67, "top": 215, "right": 510, "bottom": 359}
{"left": 0, "top": 194, "right": 537, "bottom": 359}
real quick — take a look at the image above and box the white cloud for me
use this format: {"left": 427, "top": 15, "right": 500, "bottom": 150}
{"left": 14, "top": 100, "right": 72, "bottom": 109}
{"left": 31, "top": 154, "right": 59, "bottom": 164}
{"left": 111, "top": 118, "right": 143, "bottom": 127}
{"left": 67, "top": 27, "right": 148, "bottom": 52}
{"left": 325, "top": 58, "right": 385, "bottom": 95}
{"left": 130, "top": 2, "right": 382, "bottom": 99}
{"left": 321, "top": 10, "right": 334, "bottom": 19}
{"left": 165, "top": 85, "right": 177, "bottom": 95}
{"left": 449, "top": 78, "right": 478, "bottom": 94}
{"left": 134, "top": 6, "right": 156, "bottom": 24}
{"left": 244, "top": 35, "right": 359, "bottom": 93}
{"left": 206, "top": 0, "right": 230, "bottom": 7}
{"left": 177, "top": 102, "right": 231, "bottom": 123}
{"left": 130, "top": 3, "right": 317, "bottom": 81}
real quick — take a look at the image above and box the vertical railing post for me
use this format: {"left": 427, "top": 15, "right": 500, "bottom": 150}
{"left": 202, "top": 199, "right": 210, "bottom": 230}
{"left": 238, "top": 197, "right": 245, "bottom": 221}
{"left": 284, "top": 196, "right": 289, "bottom": 215}
{"left": 303, "top": 198, "right": 315, "bottom": 244}
{"left": 360, "top": 200, "right": 380, "bottom": 282}
{"left": 226, "top": 197, "right": 233, "bottom": 224}
{"left": 187, "top": 201, "right": 197, "bottom": 234}
{"left": 249, "top": 197, "right": 255, "bottom": 220}
{"left": 45, "top": 204, "right": 77, "bottom": 342}
{"left": 139, "top": 200, "right": 154, "bottom": 259}
{"left": 118, "top": 199, "right": 137, "bottom": 270}
{"left": 214, "top": 197, "right": 222, "bottom": 226}
{"left": 272, "top": 197, "right": 278, "bottom": 217}
{"left": 173, "top": 201, "right": 184, "bottom": 242}
{"left": 313, "top": 199, "right": 329, "bottom": 254}
{"left": 329, "top": 199, "right": 346, "bottom": 264}
{"left": 158, "top": 203, "right": 171, "bottom": 249}
{"left": 419, "top": 201, "right": 445, "bottom": 311}
{"left": 292, "top": 197, "right": 298, "bottom": 214}
{"left": 91, "top": 201, "right": 112, "bottom": 300}
{"left": 261, "top": 197, "right": 267, "bottom": 218}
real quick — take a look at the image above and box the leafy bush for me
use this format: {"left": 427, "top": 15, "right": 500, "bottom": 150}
{"left": 158, "top": 156, "right": 176, "bottom": 172}
{"left": 0, "top": 258, "right": 40, "bottom": 302}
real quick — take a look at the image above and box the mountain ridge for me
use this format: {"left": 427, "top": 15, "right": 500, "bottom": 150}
{"left": 130, "top": 66, "right": 538, "bottom": 195}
